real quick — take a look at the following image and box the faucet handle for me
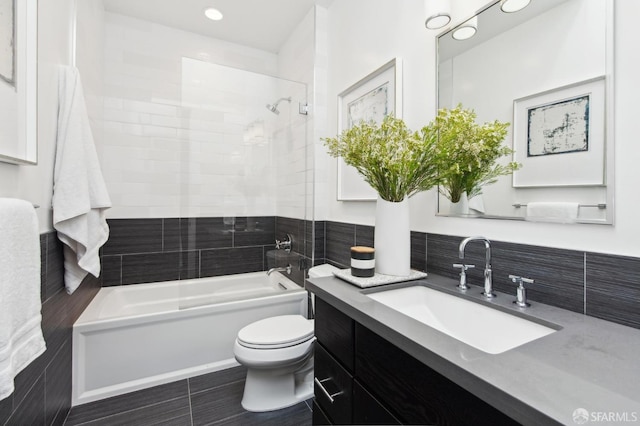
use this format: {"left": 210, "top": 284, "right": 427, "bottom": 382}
{"left": 453, "top": 263, "right": 475, "bottom": 291}
{"left": 275, "top": 234, "right": 293, "bottom": 252}
{"left": 509, "top": 275, "right": 533, "bottom": 307}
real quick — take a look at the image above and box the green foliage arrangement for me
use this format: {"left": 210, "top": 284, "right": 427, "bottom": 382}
{"left": 433, "top": 105, "right": 520, "bottom": 203}
{"left": 323, "top": 115, "right": 440, "bottom": 203}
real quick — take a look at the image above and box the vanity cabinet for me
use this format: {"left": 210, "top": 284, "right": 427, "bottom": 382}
{"left": 313, "top": 296, "right": 519, "bottom": 425}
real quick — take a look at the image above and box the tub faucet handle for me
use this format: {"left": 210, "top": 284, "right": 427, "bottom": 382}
{"left": 275, "top": 233, "right": 292, "bottom": 252}
{"left": 509, "top": 275, "right": 534, "bottom": 307}
{"left": 452, "top": 263, "right": 475, "bottom": 291}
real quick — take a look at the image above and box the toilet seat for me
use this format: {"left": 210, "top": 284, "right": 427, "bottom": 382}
{"left": 237, "top": 315, "right": 314, "bottom": 349}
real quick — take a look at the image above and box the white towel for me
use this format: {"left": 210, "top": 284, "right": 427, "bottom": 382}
{"left": 525, "top": 202, "right": 579, "bottom": 223}
{"left": 53, "top": 65, "right": 111, "bottom": 294}
{"left": 0, "top": 198, "right": 46, "bottom": 401}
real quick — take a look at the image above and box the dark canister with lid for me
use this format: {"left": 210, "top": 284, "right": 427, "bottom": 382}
{"left": 350, "top": 246, "right": 375, "bottom": 277}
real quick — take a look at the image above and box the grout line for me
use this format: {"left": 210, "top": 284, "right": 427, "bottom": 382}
{"left": 188, "top": 378, "right": 246, "bottom": 397}
{"left": 187, "top": 378, "right": 194, "bottom": 426}
{"left": 61, "top": 405, "right": 73, "bottom": 426}
{"left": 583, "top": 252, "right": 587, "bottom": 315}
{"left": 67, "top": 395, "right": 189, "bottom": 426}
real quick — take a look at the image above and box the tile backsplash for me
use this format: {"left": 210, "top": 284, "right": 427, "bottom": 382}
{"left": 101, "top": 216, "right": 311, "bottom": 287}
{"left": 319, "top": 221, "right": 640, "bottom": 331}
{"left": 98, "top": 217, "right": 640, "bottom": 330}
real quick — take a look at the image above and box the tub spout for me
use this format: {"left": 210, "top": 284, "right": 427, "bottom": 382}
{"left": 267, "top": 264, "right": 292, "bottom": 276}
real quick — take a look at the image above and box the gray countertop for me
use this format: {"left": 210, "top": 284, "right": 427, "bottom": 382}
{"left": 306, "top": 273, "right": 640, "bottom": 426}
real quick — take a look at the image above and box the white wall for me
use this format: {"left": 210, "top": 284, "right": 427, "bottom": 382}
{"left": 101, "top": 13, "right": 311, "bottom": 219}
{"left": 0, "top": 0, "right": 72, "bottom": 232}
{"left": 0, "top": 0, "right": 105, "bottom": 233}
{"left": 323, "top": 0, "right": 640, "bottom": 257}
{"left": 75, "top": 0, "right": 105, "bottom": 154}
{"left": 277, "top": 6, "right": 317, "bottom": 221}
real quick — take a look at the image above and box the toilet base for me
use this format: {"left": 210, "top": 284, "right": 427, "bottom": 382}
{"left": 240, "top": 357, "right": 314, "bottom": 412}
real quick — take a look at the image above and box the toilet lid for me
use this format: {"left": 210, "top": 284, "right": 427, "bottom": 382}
{"left": 237, "top": 315, "right": 314, "bottom": 349}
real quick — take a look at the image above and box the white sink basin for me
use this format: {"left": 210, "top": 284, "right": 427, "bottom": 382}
{"left": 368, "top": 286, "right": 557, "bottom": 354}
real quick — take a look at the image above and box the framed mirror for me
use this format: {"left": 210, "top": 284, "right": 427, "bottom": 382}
{"left": 436, "top": 0, "right": 614, "bottom": 224}
{"left": 0, "top": 0, "right": 37, "bottom": 165}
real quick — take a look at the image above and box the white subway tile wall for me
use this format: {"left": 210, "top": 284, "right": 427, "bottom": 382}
{"left": 101, "top": 11, "right": 314, "bottom": 220}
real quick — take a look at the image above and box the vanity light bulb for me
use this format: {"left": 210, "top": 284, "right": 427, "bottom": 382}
{"left": 500, "top": 0, "right": 531, "bottom": 13}
{"left": 424, "top": 0, "right": 451, "bottom": 30}
{"left": 452, "top": 16, "right": 478, "bottom": 40}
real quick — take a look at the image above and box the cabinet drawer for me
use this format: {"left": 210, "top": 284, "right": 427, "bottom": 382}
{"left": 355, "top": 323, "right": 520, "bottom": 425}
{"left": 314, "top": 342, "right": 353, "bottom": 425}
{"left": 353, "top": 379, "right": 401, "bottom": 425}
{"left": 315, "top": 297, "right": 355, "bottom": 372}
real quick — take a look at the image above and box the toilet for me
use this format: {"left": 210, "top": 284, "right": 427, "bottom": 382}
{"left": 233, "top": 263, "right": 339, "bottom": 412}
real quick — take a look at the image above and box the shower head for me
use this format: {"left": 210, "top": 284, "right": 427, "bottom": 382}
{"left": 266, "top": 96, "right": 292, "bottom": 115}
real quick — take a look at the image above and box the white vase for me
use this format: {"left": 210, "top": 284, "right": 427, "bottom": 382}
{"left": 374, "top": 197, "right": 410, "bottom": 277}
{"left": 449, "top": 191, "right": 469, "bottom": 215}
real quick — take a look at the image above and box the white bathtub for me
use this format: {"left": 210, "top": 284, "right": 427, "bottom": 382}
{"left": 72, "top": 271, "right": 308, "bottom": 406}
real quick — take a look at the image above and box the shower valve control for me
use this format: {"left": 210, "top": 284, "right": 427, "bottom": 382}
{"left": 275, "top": 234, "right": 292, "bottom": 252}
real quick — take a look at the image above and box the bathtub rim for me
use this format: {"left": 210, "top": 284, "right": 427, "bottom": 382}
{"left": 75, "top": 271, "right": 306, "bottom": 328}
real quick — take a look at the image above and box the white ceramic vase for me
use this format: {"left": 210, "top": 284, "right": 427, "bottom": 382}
{"left": 374, "top": 197, "right": 410, "bottom": 277}
{"left": 449, "top": 191, "right": 469, "bottom": 215}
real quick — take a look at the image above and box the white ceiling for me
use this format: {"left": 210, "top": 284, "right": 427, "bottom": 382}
{"left": 103, "top": 0, "right": 333, "bottom": 54}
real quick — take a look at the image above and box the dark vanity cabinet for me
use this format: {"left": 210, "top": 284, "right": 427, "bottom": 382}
{"left": 313, "top": 297, "right": 399, "bottom": 425}
{"left": 312, "top": 296, "right": 519, "bottom": 425}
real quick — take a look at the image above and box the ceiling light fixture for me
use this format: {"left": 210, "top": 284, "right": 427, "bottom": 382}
{"left": 500, "top": 0, "right": 531, "bottom": 13}
{"left": 452, "top": 16, "right": 478, "bottom": 40}
{"left": 204, "top": 7, "right": 223, "bottom": 21}
{"left": 424, "top": 0, "right": 451, "bottom": 30}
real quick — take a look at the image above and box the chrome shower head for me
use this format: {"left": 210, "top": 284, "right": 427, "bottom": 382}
{"left": 266, "top": 96, "right": 292, "bottom": 115}
{"left": 266, "top": 103, "right": 280, "bottom": 114}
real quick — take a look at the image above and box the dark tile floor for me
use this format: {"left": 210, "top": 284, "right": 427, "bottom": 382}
{"left": 63, "top": 366, "right": 313, "bottom": 426}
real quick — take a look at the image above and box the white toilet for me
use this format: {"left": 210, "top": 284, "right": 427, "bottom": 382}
{"left": 233, "top": 263, "right": 339, "bottom": 412}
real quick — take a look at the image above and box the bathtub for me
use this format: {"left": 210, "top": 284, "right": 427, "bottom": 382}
{"left": 72, "top": 271, "right": 307, "bottom": 406}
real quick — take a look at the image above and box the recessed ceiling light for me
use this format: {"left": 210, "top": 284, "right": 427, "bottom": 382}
{"left": 204, "top": 7, "right": 223, "bottom": 21}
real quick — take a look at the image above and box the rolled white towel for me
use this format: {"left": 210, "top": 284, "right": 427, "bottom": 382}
{"left": 525, "top": 202, "right": 579, "bottom": 223}
{"left": 0, "top": 198, "right": 46, "bottom": 401}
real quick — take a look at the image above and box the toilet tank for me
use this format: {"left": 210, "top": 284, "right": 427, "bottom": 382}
{"left": 307, "top": 264, "right": 340, "bottom": 316}
{"left": 308, "top": 264, "right": 340, "bottom": 278}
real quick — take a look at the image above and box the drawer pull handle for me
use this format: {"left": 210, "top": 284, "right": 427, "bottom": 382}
{"left": 314, "top": 377, "right": 343, "bottom": 403}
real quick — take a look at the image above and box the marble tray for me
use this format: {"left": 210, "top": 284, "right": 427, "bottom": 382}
{"left": 333, "top": 268, "right": 428, "bottom": 288}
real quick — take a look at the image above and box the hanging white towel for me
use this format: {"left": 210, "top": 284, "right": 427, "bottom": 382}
{"left": 53, "top": 65, "right": 111, "bottom": 294}
{"left": 525, "top": 202, "right": 579, "bottom": 223}
{"left": 0, "top": 198, "right": 46, "bottom": 401}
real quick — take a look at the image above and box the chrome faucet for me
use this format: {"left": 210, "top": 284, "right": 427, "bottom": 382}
{"left": 458, "top": 236, "right": 496, "bottom": 298}
{"left": 267, "top": 264, "right": 292, "bottom": 276}
{"left": 275, "top": 234, "right": 292, "bottom": 252}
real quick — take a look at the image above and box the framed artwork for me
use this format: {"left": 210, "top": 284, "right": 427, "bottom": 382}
{"left": 336, "top": 58, "right": 402, "bottom": 200}
{"left": 0, "top": 0, "right": 15, "bottom": 86}
{"left": 512, "top": 77, "right": 605, "bottom": 188}
{"left": 0, "top": 0, "right": 37, "bottom": 165}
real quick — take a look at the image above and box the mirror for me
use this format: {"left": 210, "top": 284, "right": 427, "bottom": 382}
{"left": 0, "top": 0, "right": 37, "bottom": 165}
{"left": 436, "top": 0, "right": 614, "bottom": 224}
